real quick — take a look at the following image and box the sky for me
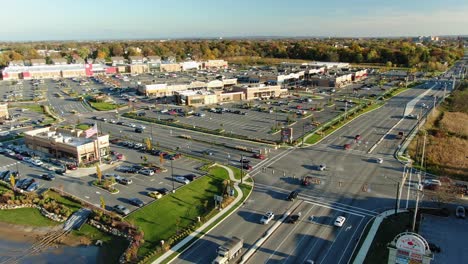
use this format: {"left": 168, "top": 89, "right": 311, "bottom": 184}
{"left": 1, "top": 0, "right": 467, "bottom": 41}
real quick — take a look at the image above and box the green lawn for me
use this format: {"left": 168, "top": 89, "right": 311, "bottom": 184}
{"left": 21, "top": 104, "right": 44, "bottom": 113}
{"left": 43, "top": 190, "right": 82, "bottom": 212}
{"left": 90, "top": 102, "right": 119, "bottom": 111}
{"left": 76, "top": 124, "right": 91, "bottom": 130}
{"left": 127, "top": 170, "right": 229, "bottom": 257}
{"left": 0, "top": 207, "right": 59, "bottom": 227}
{"left": 363, "top": 213, "right": 412, "bottom": 264}
{"left": 72, "top": 223, "right": 129, "bottom": 263}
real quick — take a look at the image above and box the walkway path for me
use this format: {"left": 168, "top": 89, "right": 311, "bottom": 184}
{"left": 352, "top": 209, "right": 408, "bottom": 264}
{"left": 154, "top": 164, "right": 250, "bottom": 264}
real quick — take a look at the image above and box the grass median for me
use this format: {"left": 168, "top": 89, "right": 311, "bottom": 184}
{"left": 305, "top": 102, "right": 384, "bottom": 145}
{"left": 127, "top": 166, "right": 231, "bottom": 258}
{"left": 89, "top": 102, "right": 121, "bottom": 111}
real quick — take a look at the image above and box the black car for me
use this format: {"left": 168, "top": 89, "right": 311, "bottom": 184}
{"left": 288, "top": 213, "right": 301, "bottom": 224}
{"left": 41, "top": 173, "right": 56, "bottom": 181}
{"left": 239, "top": 158, "right": 251, "bottom": 164}
{"left": 155, "top": 188, "right": 170, "bottom": 195}
{"left": 129, "top": 198, "right": 145, "bottom": 207}
{"left": 135, "top": 128, "right": 144, "bottom": 133}
{"left": 55, "top": 168, "right": 66, "bottom": 175}
{"left": 287, "top": 191, "right": 299, "bottom": 201}
{"left": 183, "top": 174, "right": 198, "bottom": 182}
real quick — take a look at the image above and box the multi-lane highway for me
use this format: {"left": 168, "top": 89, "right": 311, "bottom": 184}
{"left": 170, "top": 78, "right": 455, "bottom": 264}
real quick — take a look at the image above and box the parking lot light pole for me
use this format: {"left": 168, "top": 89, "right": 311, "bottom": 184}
{"left": 171, "top": 159, "right": 175, "bottom": 193}
{"left": 240, "top": 154, "right": 244, "bottom": 185}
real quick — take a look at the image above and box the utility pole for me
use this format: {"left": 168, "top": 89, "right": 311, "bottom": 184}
{"left": 420, "top": 131, "right": 427, "bottom": 170}
{"left": 395, "top": 181, "right": 400, "bottom": 215}
{"left": 412, "top": 172, "right": 423, "bottom": 232}
{"left": 301, "top": 123, "right": 305, "bottom": 147}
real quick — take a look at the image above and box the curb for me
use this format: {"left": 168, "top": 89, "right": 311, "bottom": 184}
{"left": 351, "top": 209, "right": 408, "bottom": 264}
{"left": 154, "top": 165, "right": 253, "bottom": 264}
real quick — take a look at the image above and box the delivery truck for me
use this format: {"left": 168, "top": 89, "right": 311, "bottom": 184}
{"left": 212, "top": 236, "right": 243, "bottom": 264}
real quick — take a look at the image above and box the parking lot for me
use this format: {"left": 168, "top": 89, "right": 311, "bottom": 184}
{"left": 419, "top": 213, "right": 468, "bottom": 264}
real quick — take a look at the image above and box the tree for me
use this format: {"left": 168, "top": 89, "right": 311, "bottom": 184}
{"left": 96, "top": 164, "right": 102, "bottom": 183}
{"left": 100, "top": 196, "right": 106, "bottom": 209}
{"left": 144, "top": 137, "right": 152, "bottom": 151}
{"left": 9, "top": 173, "right": 16, "bottom": 193}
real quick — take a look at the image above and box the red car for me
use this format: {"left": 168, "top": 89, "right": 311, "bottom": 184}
{"left": 344, "top": 144, "right": 351, "bottom": 150}
{"left": 354, "top": 135, "right": 362, "bottom": 141}
{"left": 67, "top": 164, "right": 78, "bottom": 170}
{"left": 296, "top": 105, "right": 302, "bottom": 109}
{"left": 253, "top": 153, "right": 266, "bottom": 160}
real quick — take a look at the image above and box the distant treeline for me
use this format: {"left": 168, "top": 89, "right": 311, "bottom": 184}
{"left": 0, "top": 38, "right": 464, "bottom": 71}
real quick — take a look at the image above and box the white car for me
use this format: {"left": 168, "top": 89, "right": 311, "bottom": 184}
{"left": 31, "top": 159, "right": 43, "bottom": 166}
{"left": 334, "top": 216, "right": 346, "bottom": 227}
{"left": 174, "top": 176, "right": 190, "bottom": 184}
{"left": 260, "top": 211, "right": 275, "bottom": 224}
{"left": 318, "top": 164, "right": 326, "bottom": 171}
{"left": 376, "top": 158, "right": 383, "bottom": 164}
{"left": 139, "top": 169, "right": 154, "bottom": 176}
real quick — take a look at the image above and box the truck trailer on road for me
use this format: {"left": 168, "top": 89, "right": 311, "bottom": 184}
{"left": 212, "top": 236, "right": 243, "bottom": 264}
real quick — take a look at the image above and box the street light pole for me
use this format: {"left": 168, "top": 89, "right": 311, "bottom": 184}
{"left": 395, "top": 182, "right": 400, "bottom": 215}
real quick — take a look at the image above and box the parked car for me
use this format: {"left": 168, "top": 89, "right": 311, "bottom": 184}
{"left": 344, "top": 144, "right": 351, "bottom": 150}
{"left": 135, "top": 128, "right": 144, "bottom": 133}
{"left": 175, "top": 176, "right": 190, "bottom": 184}
{"left": 113, "top": 205, "right": 130, "bottom": 216}
{"left": 115, "top": 176, "right": 132, "bottom": 185}
{"left": 354, "top": 135, "right": 362, "bottom": 141}
{"left": 41, "top": 173, "right": 56, "bottom": 181}
{"left": 183, "top": 174, "right": 198, "bottom": 182}
{"left": 139, "top": 169, "right": 154, "bottom": 176}
{"left": 26, "top": 182, "right": 39, "bottom": 192}
{"left": 148, "top": 191, "right": 163, "bottom": 199}
{"left": 66, "top": 164, "right": 77, "bottom": 170}
{"left": 260, "top": 211, "right": 275, "bottom": 224}
{"left": 19, "top": 178, "right": 35, "bottom": 190}
{"left": 456, "top": 206, "right": 466, "bottom": 219}
{"left": 155, "top": 188, "right": 170, "bottom": 195}
{"left": 129, "top": 198, "right": 145, "bottom": 207}
{"left": 376, "top": 158, "right": 383, "bottom": 164}
{"left": 287, "top": 191, "right": 299, "bottom": 201}
{"left": 334, "top": 216, "right": 346, "bottom": 227}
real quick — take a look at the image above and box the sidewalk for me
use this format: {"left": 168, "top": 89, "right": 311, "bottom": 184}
{"left": 154, "top": 164, "right": 250, "bottom": 264}
{"left": 353, "top": 209, "right": 408, "bottom": 264}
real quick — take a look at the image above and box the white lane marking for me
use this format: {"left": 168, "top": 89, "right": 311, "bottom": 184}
{"left": 301, "top": 209, "right": 341, "bottom": 262}
{"left": 336, "top": 217, "right": 364, "bottom": 264}
{"left": 265, "top": 205, "right": 316, "bottom": 263}
{"left": 303, "top": 201, "right": 365, "bottom": 217}
{"left": 84, "top": 196, "right": 90, "bottom": 199}
{"left": 318, "top": 216, "right": 349, "bottom": 264}
{"left": 281, "top": 206, "right": 318, "bottom": 263}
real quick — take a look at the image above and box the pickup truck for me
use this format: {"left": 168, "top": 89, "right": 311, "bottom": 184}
{"left": 212, "top": 237, "right": 243, "bottom": 264}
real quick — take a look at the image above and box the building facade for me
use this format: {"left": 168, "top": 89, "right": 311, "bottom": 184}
{"left": 24, "top": 127, "right": 109, "bottom": 165}
{"left": 0, "top": 103, "right": 9, "bottom": 120}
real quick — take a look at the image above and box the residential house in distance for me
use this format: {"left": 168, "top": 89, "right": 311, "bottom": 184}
{"left": 30, "top": 59, "right": 46, "bottom": 66}
{"left": 147, "top": 56, "right": 162, "bottom": 71}
{"left": 111, "top": 56, "right": 127, "bottom": 73}
{"left": 128, "top": 56, "right": 148, "bottom": 74}
{"left": 52, "top": 58, "right": 68, "bottom": 65}
{"left": 8, "top": 60, "right": 25, "bottom": 67}
{"left": 0, "top": 103, "right": 9, "bottom": 120}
